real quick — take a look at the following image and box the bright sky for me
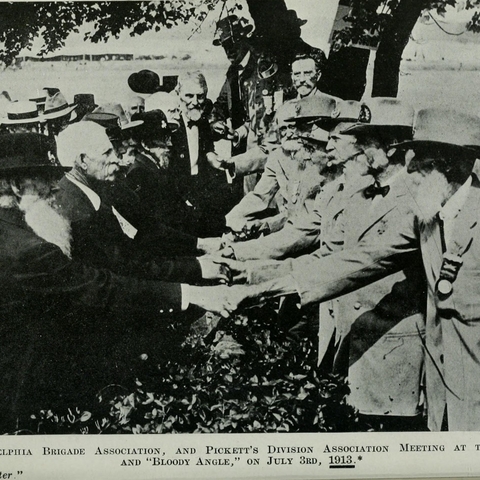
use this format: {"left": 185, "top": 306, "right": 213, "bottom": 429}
{"left": 19, "top": 0, "right": 476, "bottom": 58}
{"left": 20, "top": 0, "right": 340, "bottom": 57}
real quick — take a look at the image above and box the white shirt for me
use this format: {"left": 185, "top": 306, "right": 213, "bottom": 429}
{"left": 439, "top": 175, "right": 472, "bottom": 248}
{"left": 183, "top": 116, "right": 199, "bottom": 175}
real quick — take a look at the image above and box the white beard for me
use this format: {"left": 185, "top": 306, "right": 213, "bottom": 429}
{"left": 411, "top": 170, "right": 455, "bottom": 224}
{"left": 19, "top": 194, "right": 72, "bottom": 258}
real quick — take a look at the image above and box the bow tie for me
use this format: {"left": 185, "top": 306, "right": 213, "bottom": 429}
{"left": 363, "top": 183, "right": 390, "bottom": 199}
{"left": 186, "top": 120, "right": 199, "bottom": 129}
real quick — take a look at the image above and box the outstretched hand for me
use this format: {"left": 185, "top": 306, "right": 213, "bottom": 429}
{"left": 187, "top": 284, "right": 262, "bottom": 318}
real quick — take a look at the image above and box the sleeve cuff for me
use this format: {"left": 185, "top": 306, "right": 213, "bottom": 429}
{"left": 180, "top": 284, "right": 190, "bottom": 311}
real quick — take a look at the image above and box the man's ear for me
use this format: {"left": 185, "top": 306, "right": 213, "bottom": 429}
{"left": 10, "top": 179, "right": 21, "bottom": 197}
{"left": 78, "top": 153, "right": 89, "bottom": 171}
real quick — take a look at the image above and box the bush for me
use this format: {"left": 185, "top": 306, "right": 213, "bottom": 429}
{"left": 26, "top": 304, "right": 362, "bottom": 434}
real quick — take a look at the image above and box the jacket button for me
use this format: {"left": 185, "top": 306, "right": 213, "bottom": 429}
{"left": 440, "top": 354, "right": 444, "bottom": 364}
{"left": 180, "top": 154, "right": 185, "bottom": 159}
{"left": 169, "top": 308, "right": 173, "bottom": 313}
{"left": 160, "top": 309, "right": 164, "bottom": 313}
{"left": 354, "top": 302, "right": 361, "bottom": 310}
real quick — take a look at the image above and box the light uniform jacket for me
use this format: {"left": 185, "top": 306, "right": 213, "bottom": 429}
{"left": 288, "top": 173, "right": 480, "bottom": 431}
{"left": 233, "top": 175, "right": 372, "bottom": 262}
{"left": 252, "top": 170, "right": 426, "bottom": 416}
{"left": 326, "top": 172, "right": 426, "bottom": 416}
{"left": 225, "top": 147, "right": 323, "bottom": 233}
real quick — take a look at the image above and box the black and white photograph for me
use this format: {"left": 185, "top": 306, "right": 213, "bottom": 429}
{"left": 1, "top": 0, "right": 480, "bottom": 478}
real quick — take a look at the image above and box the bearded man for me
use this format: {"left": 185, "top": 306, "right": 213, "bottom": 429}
{"left": 224, "top": 108, "right": 480, "bottom": 432}
{"left": 170, "top": 71, "right": 236, "bottom": 237}
{"left": 224, "top": 100, "right": 327, "bottom": 235}
{"left": 0, "top": 132, "right": 237, "bottom": 432}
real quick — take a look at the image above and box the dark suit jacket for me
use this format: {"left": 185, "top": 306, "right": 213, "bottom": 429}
{"left": 55, "top": 176, "right": 203, "bottom": 284}
{"left": 0, "top": 206, "right": 183, "bottom": 430}
{"left": 170, "top": 116, "right": 235, "bottom": 236}
{"left": 97, "top": 176, "right": 199, "bottom": 257}
{"left": 125, "top": 151, "right": 200, "bottom": 235}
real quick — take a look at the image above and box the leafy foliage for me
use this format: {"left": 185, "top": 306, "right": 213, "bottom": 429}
{"left": 0, "top": 1, "right": 220, "bottom": 66}
{"left": 330, "top": 0, "right": 480, "bottom": 53}
{"left": 25, "top": 304, "right": 363, "bottom": 435}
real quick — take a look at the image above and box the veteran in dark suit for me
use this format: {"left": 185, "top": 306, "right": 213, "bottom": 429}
{"left": 54, "top": 121, "right": 227, "bottom": 285}
{"left": 0, "top": 133, "right": 221, "bottom": 431}
{"left": 170, "top": 71, "right": 237, "bottom": 237}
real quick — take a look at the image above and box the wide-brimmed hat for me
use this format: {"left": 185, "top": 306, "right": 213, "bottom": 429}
{"left": 128, "top": 70, "right": 178, "bottom": 94}
{"left": 393, "top": 108, "right": 480, "bottom": 153}
{"left": 92, "top": 103, "right": 143, "bottom": 139}
{"left": 0, "top": 133, "right": 65, "bottom": 174}
{"left": 299, "top": 126, "right": 329, "bottom": 144}
{"left": 340, "top": 98, "right": 414, "bottom": 140}
{"left": 43, "top": 92, "right": 77, "bottom": 120}
{"left": 286, "top": 9, "right": 307, "bottom": 27}
{"left": 285, "top": 93, "right": 338, "bottom": 123}
{"left": 319, "top": 99, "right": 362, "bottom": 131}
{"left": 2, "top": 101, "right": 45, "bottom": 125}
{"left": 213, "top": 15, "right": 254, "bottom": 46}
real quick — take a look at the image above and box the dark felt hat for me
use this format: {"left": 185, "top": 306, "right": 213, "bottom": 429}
{"left": 128, "top": 70, "right": 178, "bottom": 94}
{"left": 0, "top": 133, "right": 65, "bottom": 174}
{"left": 131, "top": 110, "right": 170, "bottom": 142}
{"left": 213, "top": 15, "right": 254, "bottom": 46}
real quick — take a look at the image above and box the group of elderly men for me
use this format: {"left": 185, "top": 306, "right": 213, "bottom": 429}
{"left": 1, "top": 16, "right": 480, "bottom": 435}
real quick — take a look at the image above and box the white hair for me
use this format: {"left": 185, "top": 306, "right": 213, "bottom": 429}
{"left": 56, "top": 121, "right": 108, "bottom": 168}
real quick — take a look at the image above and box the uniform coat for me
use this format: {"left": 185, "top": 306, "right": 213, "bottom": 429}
{"left": 226, "top": 147, "right": 324, "bottom": 234}
{"left": 288, "top": 173, "right": 480, "bottom": 430}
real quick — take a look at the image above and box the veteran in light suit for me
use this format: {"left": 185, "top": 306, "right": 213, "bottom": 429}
{"left": 226, "top": 108, "right": 480, "bottom": 431}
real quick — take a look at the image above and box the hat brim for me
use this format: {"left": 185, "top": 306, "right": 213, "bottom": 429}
{"left": 43, "top": 104, "right": 77, "bottom": 120}
{"left": 0, "top": 164, "right": 69, "bottom": 174}
{"left": 299, "top": 133, "right": 328, "bottom": 144}
{"left": 317, "top": 117, "right": 359, "bottom": 131}
{"left": 285, "top": 115, "right": 331, "bottom": 124}
{"left": 392, "top": 139, "right": 480, "bottom": 154}
{"left": 2, "top": 116, "right": 45, "bottom": 125}
{"left": 341, "top": 123, "right": 413, "bottom": 139}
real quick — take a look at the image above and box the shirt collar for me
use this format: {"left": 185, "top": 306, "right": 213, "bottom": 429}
{"left": 239, "top": 50, "right": 251, "bottom": 70}
{"left": 439, "top": 175, "right": 472, "bottom": 222}
{"left": 66, "top": 173, "right": 101, "bottom": 211}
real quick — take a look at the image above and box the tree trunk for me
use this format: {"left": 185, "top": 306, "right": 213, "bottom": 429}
{"left": 372, "top": 0, "right": 426, "bottom": 97}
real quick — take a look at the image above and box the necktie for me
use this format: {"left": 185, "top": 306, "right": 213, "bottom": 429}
{"left": 186, "top": 119, "right": 199, "bottom": 129}
{"left": 363, "top": 182, "right": 390, "bottom": 199}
